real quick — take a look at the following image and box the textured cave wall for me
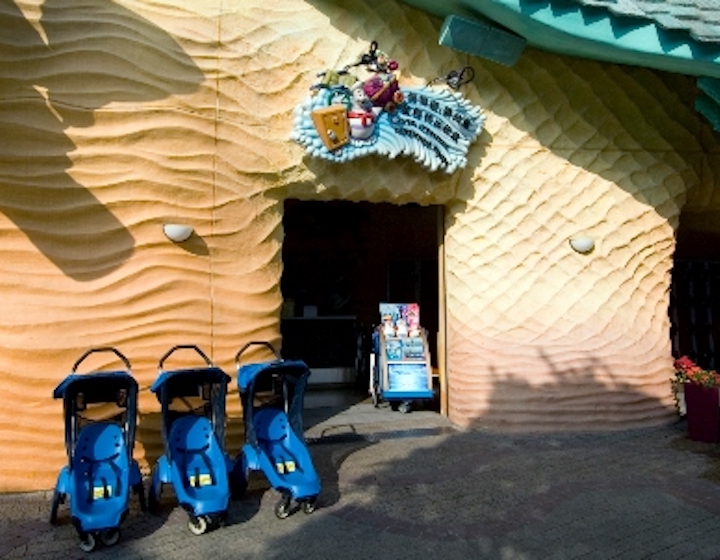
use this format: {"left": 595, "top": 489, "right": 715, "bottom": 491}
{"left": 444, "top": 54, "right": 720, "bottom": 431}
{"left": 0, "top": 0, "right": 464, "bottom": 492}
{"left": 679, "top": 151, "right": 720, "bottom": 248}
{"left": 0, "top": 0, "right": 718, "bottom": 491}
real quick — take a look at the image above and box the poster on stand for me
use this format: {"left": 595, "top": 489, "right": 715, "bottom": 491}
{"left": 387, "top": 363, "right": 431, "bottom": 392}
{"left": 378, "top": 302, "right": 433, "bottom": 400}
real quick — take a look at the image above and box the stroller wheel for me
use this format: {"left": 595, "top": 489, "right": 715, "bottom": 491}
{"left": 99, "top": 528, "right": 120, "bottom": 547}
{"left": 78, "top": 532, "right": 96, "bottom": 553}
{"left": 301, "top": 499, "right": 317, "bottom": 514}
{"left": 49, "top": 489, "right": 63, "bottom": 525}
{"left": 274, "top": 495, "right": 292, "bottom": 519}
{"left": 187, "top": 515, "right": 208, "bottom": 535}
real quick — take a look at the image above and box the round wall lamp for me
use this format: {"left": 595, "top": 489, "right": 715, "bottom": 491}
{"left": 569, "top": 234, "right": 595, "bottom": 254}
{"left": 163, "top": 223, "right": 194, "bottom": 243}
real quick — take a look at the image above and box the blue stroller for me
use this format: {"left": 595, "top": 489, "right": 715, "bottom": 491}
{"left": 148, "top": 345, "right": 233, "bottom": 535}
{"left": 50, "top": 347, "right": 145, "bottom": 553}
{"left": 232, "top": 342, "right": 320, "bottom": 519}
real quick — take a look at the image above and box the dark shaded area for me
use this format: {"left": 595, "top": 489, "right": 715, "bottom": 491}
{"left": 281, "top": 200, "right": 440, "bottom": 377}
{"left": 670, "top": 227, "right": 720, "bottom": 370}
{"left": 0, "top": 0, "right": 203, "bottom": 279}
{"left": 172, "top": 233, "right": 210, "bottom": 256}
{"left": 251, "top": 409, "right": 720, "bottom": 559}
{"left": 674, "top": 228, "right": 720, "bottom": 261}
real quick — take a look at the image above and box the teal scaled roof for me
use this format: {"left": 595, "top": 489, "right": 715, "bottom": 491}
{"left": 574, "top": 0, "right": 720, "bottom": 43}
{"left": 399, "top": 0, "right": 720, "bottom": 130}
{"left": 401, "top": 0, "right": 720, "bottom": 78}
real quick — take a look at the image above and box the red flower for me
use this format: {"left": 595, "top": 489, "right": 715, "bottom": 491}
{"left": 674, "top": 356, "right": 720, "bottom": 387}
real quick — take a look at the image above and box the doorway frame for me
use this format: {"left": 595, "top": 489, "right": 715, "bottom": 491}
{"left": 437, "top": 205, "right": 448, "bottom": 416}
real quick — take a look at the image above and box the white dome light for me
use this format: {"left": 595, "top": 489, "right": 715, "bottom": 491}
{"left": 569, "top": 234, "right": 595, "bottom": 254}
{"left": 163, "top": 223, "right": 194, "bottom": 243}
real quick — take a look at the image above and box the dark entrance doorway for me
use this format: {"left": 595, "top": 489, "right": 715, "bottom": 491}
{"left": 280, "top": 199, "right": 441, "bottom": 392}
{"left": 670, "top": 227, "right": 720, "bottom": 369}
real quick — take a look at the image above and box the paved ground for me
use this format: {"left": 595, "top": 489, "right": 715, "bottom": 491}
{"left": 3, "top": 390, "right": 720, "bottom": 559}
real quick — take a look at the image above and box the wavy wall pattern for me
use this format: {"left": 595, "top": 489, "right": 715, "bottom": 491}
{"left": 0, "top": 0, "right": 718, "bottom": 490}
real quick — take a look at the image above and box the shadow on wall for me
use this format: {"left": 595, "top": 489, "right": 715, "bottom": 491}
{"left": 305, "top": 0, "right": 702, "bottom": 217}
{"left": 465, "top": 350, "right": 677, "bottom": 432}
{"left": 0, "top": 0, "right": 203, "bottom": 280}
{"left": 468, "top": 50, "right": 705, "bottom": 217}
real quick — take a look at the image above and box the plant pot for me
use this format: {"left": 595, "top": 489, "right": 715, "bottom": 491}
{"left": 684, "top": 382, "right": 720, "bottom": 443}
{"left": 672, "top": 380, "right": 687, "bottom": 416}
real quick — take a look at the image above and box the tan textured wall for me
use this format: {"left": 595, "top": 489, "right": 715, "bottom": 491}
{"left": 444, "top": 55, "right": 719, "bottom": 431}
{"left": 681, "top": 151, "right": 720, "bottom": 236}
{"left": 0, "top": 0, "right": 718, "bottom": 491}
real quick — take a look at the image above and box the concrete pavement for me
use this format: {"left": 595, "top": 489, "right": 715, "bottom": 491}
{"left": 3, "top": 390, "right": 720, "bottom": 559}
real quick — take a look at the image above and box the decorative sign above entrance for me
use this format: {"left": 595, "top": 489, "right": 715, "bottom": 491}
{"left": 290, "top": 42, "right": 485, "bottom": 174}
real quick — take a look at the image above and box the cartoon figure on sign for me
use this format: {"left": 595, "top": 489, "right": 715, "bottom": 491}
{"left": 347, "top": 83, "right": 380, "bottom": 140}
{"left": 361, "top": 48, "right": 404, "bottom": 113}
{"left": 291, "top": 41, "right": 485, "bottom": 173}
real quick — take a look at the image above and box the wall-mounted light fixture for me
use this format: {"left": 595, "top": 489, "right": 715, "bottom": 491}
{"left": 163, "top": 223, "right": 194, "bottom": 243}
{"left": 569, "top": 234, "right": 595, "bottom": 254}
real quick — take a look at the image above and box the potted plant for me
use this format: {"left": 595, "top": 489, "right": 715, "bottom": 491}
{"left": 673, "top": 356, "right": 720, "bottom": 443}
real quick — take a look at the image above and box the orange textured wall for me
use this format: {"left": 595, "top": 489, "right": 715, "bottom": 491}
{"left": 1, "top": 0, "right": 719, "bottom": 491}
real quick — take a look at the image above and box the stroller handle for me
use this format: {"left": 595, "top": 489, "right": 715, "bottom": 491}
{"left": 72, "top": 347, "right": 132, "bottom": 373}
{"left": 235, "top": 341, "right": 281, "bottom": 369}
{"left": 158, "top": 344, "right": 214, "bottom": 370}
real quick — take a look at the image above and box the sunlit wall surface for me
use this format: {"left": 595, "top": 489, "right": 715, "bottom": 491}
{"left": 0, "top": 0, "right": 718, "bottom": 491}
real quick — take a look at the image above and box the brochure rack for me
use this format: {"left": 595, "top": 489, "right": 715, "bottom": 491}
{"left": 370, "top": 303, "right": 434, "bottom": 413}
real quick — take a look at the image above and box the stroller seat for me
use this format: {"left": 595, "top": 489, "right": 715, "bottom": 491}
{"left": 254, "top": 408, "right": 308, "bottom": 480}
{"left": 70, "top": 422, "right": 129, "bottom": 528}
{"left": 168, "top": 415, "right": 228, "bottom": 506}
{"left": 148, "top": 347, "right": 232, "bottom": 534}
{"left": 50, "top": 348, "right": 143, "bottom": 551}
{"left": 233, "top": 342, "right": 321, "bottom": 519}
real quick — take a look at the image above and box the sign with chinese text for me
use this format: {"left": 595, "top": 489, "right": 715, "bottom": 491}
{"left": 291, "top": 43, "right": 484, "bottom": 174}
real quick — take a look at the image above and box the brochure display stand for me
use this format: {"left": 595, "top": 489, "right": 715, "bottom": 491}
{"left": 371, "top": 303, "right": 434, "bottom": 413}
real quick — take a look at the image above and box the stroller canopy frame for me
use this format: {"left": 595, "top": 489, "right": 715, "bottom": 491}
{"left": 52, "top": 347, "right": 138, "bottom": 464}
{"left": 236, "top": 342, "right": 311, "bottom": 449}
{"left": 151, "top": 345, "right": 231, "bottom": 459}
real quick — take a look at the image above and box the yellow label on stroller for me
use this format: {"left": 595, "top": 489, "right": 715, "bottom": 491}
{"left": 276, "top": 461, "right": 296, "bottom": 474}
{"left": 93, "top": 485, "right": 112, "bottom": 499}
{"left": 189, "top": 474, "right": 212, "bottom": 487}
